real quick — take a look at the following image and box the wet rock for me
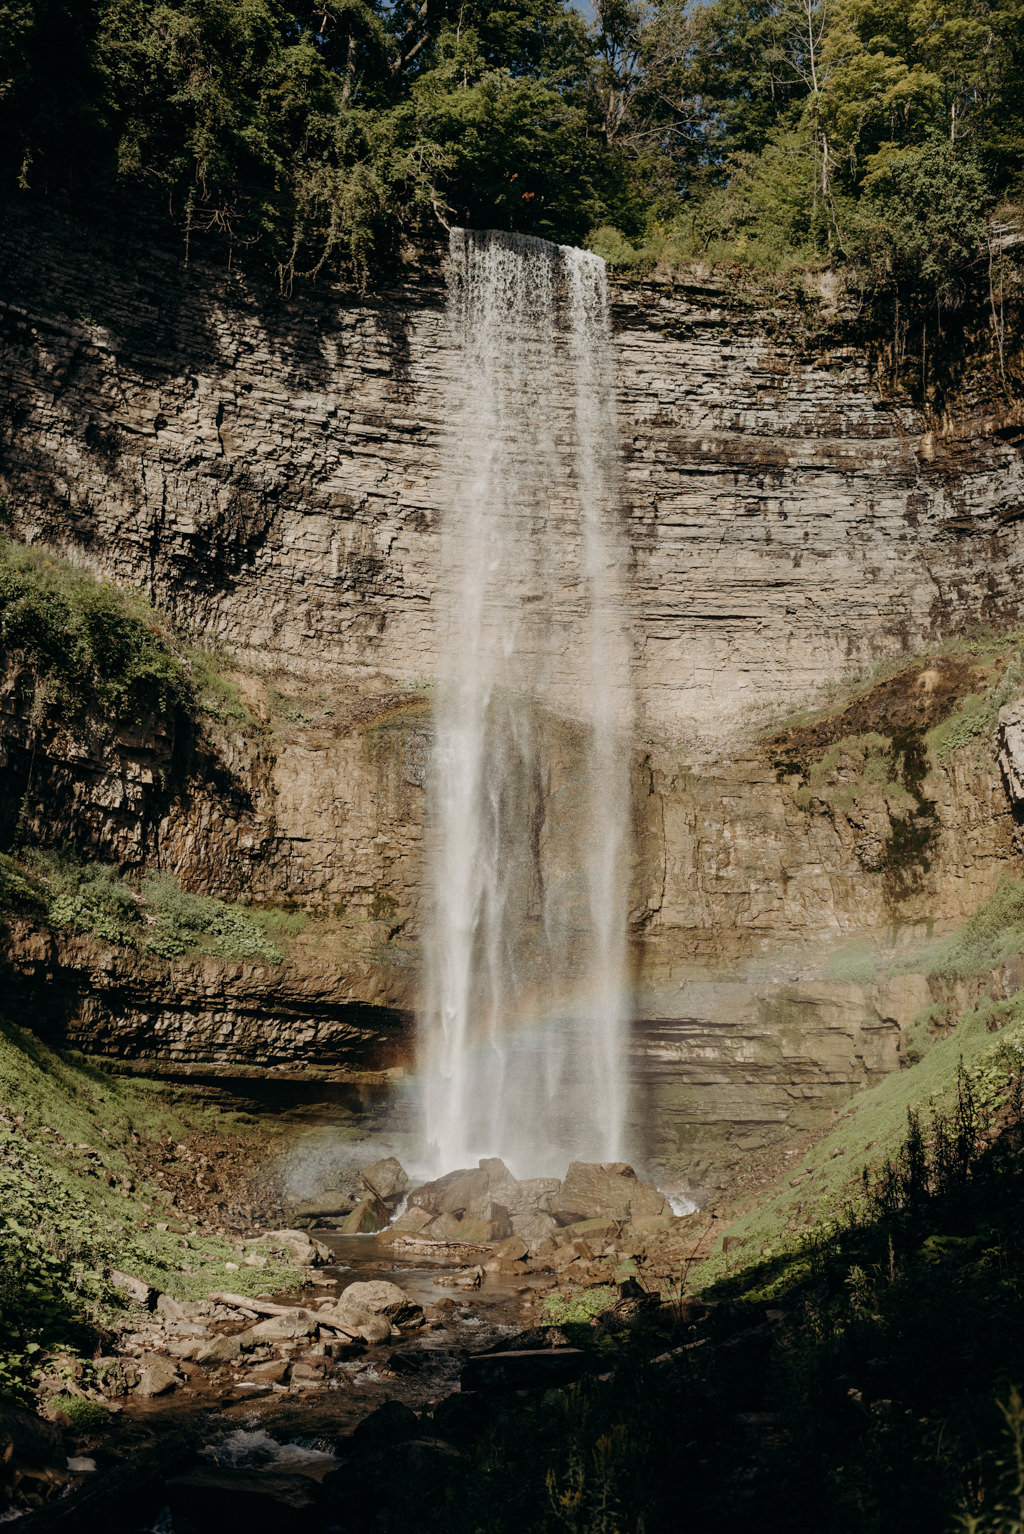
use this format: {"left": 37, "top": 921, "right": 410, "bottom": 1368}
{"left": 260, "top": 1229, "right": 332, "bottom": 1265}
{"left": 0, "top": 1401, "right": 64, "bottom": 1472}
{"left": 410, "top": 1166, "right": 491, "bottom": 1216}
{"left": 333, "top": 1305, "right": 392, "bottom": 1345}
{"left": 339, "top": 1280, "right": 424, "bottom": 1327}
{"left": 248, "top": 1311, "right": 318, "bottom": 1343}
{"left": 291, "top": 1188, "right": 356, "bottom": 1219}
{"left": 108, "top": 1270, "right": 156, "bottom": 1309}
{"left": 553, "top": 1162, "right": 669, "bottom": 1225}
{"left": 167, "top": 1466, "right": 322, "bottom": 1533}
{"left": 94, "top": 1357, "right": 141, "bottom": 1397}
{"left": 133, "top": 1356, "right": 180, "bottom": 1397}
{"left": 430, "top": 1390, "right": 496, "bottom": 1442}
{"left": 346, "top": 1399, "right": 419, "bottom": 1454}
{"left": 361, "top": 1156, "right": 410, "bottom": 1204}
{"left": 289, "top": 1359, "right": 330, "bottom": 1389}
{"left": 448, "top": 1266, "right": 483, "bottom": 1289}
{"left": 380, "top": 1204, "right": 433, "bottom": 1239}
{"left": 324, "top": 1439, "right": 466, "bottom": 1523}
{"left": 448, "top": 1203, "right": 512, "bottom": 1243}
{"left": 339, "top": 1195, "right": 389, "bottom": 1234}
{"left": 247, "top": 1358, "right": 290, "bottom": 1382}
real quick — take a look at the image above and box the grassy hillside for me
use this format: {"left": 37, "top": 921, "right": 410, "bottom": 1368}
{"left": 0, "top": 1018, "right": 296, "bottom": 1402}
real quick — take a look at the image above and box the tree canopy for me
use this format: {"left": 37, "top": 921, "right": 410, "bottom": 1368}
{"left": 1, "top": 0, "right": 1022, "bottom": 302}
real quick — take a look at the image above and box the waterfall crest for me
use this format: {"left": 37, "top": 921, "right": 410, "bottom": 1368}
{"left": 420, "top": 228, "right": 632, "bottom": 1179}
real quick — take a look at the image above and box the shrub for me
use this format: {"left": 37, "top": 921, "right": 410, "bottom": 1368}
{"left": 140, "top": 874, "right": 285, "bottom": 963}
{"left": 0, "top": 539, "right": 191, "bottom": 730}
{"left": 25, "top": 850, "right": 141, "bottom": 947}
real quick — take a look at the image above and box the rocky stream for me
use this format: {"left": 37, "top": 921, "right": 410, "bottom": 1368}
{"left": 3, "top": 1148, "right": 713, "bottom": 1533}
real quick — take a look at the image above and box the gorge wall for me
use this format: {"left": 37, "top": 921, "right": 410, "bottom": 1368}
{"left": 3, "top": 199, "right": 1024, "bottom": 1181}
{"left": 3, "top": 200, "right": 1024, "bottom": 741}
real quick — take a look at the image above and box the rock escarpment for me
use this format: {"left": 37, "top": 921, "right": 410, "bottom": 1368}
{"left": 3, "top": 201, "right": 1024, "bottom": 1150}
{"left": 2, "top": 201, "right": 1024, "bottom": 738}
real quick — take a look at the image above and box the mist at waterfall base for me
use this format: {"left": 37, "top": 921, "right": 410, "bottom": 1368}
{"left": 418, "top": 228, "right": 633, "bottom": 1182}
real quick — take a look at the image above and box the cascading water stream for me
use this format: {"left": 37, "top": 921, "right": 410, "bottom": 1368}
{"left": 420, "top": 228, "right": 632, "bottom": 1179}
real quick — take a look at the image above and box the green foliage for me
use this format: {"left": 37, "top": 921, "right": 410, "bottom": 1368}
{"left": 0, "top": 851, "right": 46, "bottom": 917}
{"left": 794, "top": 732, "right": 915, "bottom": 815}
{"left": 824, "top": 940, "right": 879, "bottom": 986}
{"left": 46, "top": 1393, "right": 108, "bottom": 1430}
{"left": 543, "top": 1285, "right": 617, "bottom": 1327}
{"left": 139, "top": 873, "right": 287, "bottom": 962}
{"left": 0, "top": 538, "right": 191, "bottom": 730}
{"left": 0, "top": 0, "right": 638, "bottom": 276}
{"left": 1, "top": 845, "right": 301, "bottom": 963}
{"left": 849, "top": 140, "right": 989, "bottom": 303}
{"left": 0, "top": 1016, "right": 297, "bottom": 1399}
{"left": 25, "top": 849, "right": 142, "bottom": 947}
{"left": 959, "top": 1387, "right": 1024, "bottom": 1533}
{"left": 903, "top": 880, "right": 1024, "bottom": 982}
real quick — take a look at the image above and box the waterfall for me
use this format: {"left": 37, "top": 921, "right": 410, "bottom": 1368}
{"left": 420, "top": 228, "right": 632, "bottom": 1179}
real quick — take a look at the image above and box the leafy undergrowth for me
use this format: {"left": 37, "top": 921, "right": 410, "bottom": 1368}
{"left": 0, "top": 847, "right": 304, "bottom": 963}
{"left": 0, "top": 1018, "right": 296, "bottom": 1402}
{"left": 765, "top": 626, "right": 1024, "bottom": 746}
{"left": 0, "top": 536, "right": 256, "bottom": 735}
{"left": 713, "top": 881, "right": 1024, "bottom": 1286}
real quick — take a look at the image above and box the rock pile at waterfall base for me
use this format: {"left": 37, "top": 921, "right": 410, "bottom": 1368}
{"left": 378, "top": 1157, "right": 675, "bottom": 1251}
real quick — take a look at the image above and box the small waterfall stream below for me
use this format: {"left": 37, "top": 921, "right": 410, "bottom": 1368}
{"left": 420, "top": 228, "right": 633, "bottom": 1178}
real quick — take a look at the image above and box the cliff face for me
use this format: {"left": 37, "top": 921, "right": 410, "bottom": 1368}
{"left": 3, "top": 202, "right": 1024, "bottom": 740}
{"left": 3, "top": 201, "right": 1024, "bottom": 1162}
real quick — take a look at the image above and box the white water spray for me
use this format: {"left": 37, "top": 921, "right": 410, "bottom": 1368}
{"left": 420, "top": 228, "right": 632, "bottom": 1178}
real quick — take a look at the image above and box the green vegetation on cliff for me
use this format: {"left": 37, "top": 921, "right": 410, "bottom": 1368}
{"left": 0, "top": 848, "right": 303, "bottom": 963}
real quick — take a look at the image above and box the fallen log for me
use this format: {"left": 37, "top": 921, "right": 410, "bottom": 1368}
{"left": 207, "top": 1293, "right": 363, "bottom": 1340}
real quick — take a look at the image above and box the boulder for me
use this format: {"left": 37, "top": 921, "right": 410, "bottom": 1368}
{"left": 450, "top": 1203, "right": 512, "bottom": 1243}
{"left": 360, "top": 1156, "right": 411, "bottom": 1204}
{"left": 134, "top": 1356, "right": 180, "bottom": 1397}
{"left": 334, "top": 1306, "right": 392, "bottom": 1345}
{"left": 512, "top": 1211, "right": 559, "bottom": 1245}
{"left": 409, "top": 1167, "right": 490, "bottom": 1216}
{"left": 514, "top": 1177, "right": 562, "bottom": 1214}
{"left": 108, "top": 1269, "right": 156, "bottom": 1309}
{"left": 323, "top": 1439, "right": 465, "bottom": 1525}
{"left": 196, "top": 1333, "right": 246, "bottom": 1365}
{"left": 380, "top": 1204, "right": 433, "bottom": 1239}
{"left": 247, "top": 1312, "right": 318, "bottom": 1343}
{"left": 476, "top": 1157, "right": 522, "bottom": 1209}
{"left": 346, "top": 1399, "right": 420, "bottom": 1454}
{"left": 552, "top": 1162, "right": 668, "bottom": 1226}
{"left": 339, "top": 1196, "right": 389, "bottom": 1235}
{"left": 422, "top": 1211, "right": 465, "bottom": 1242}
{"left": 494, "top": 1235, "right": 530, "bottom": 1262}
{"left": 291, "top": 1189, "right": 357, "bottom": 1220}
{"left": 0, "top": 1401, "right": 64, "bottom": 1471}
{"left": 260, "top": 1229, "right": 332, "bottom": 1266}
{"left": 339, "top": 1280, "right": 423, "bottom": 1327}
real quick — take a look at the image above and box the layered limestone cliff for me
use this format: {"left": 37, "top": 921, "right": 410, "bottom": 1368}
{"left": 3, "top": 200, "right": 1024, "bottom": 1183}
{"left": 3, "top": 201, "right": 1024, "bottom": 741}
